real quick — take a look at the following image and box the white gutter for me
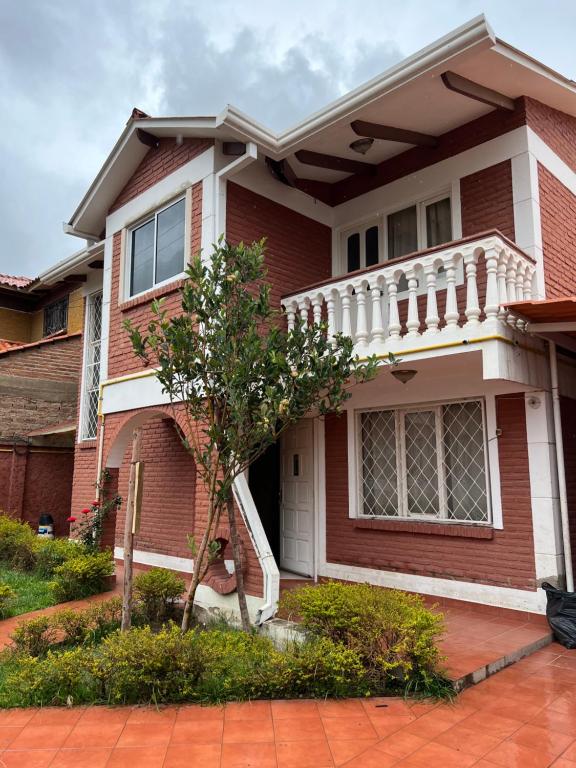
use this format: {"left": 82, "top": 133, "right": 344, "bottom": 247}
{"left": 38, "top": 240, "right": 104, "bottom": 286}
{"left": 214, "top": 142, "right": 258, "bottom": 240}
{"left": 233, "top": 473, "right": 280, "bottom": 624}
{"left": 549, "top": 340, "right": 574, "bottom": 591}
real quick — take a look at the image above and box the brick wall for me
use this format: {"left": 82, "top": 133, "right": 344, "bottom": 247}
{"left": 0, "top": 334, "right": 82, "bottom": 382}
{"left": 110, "top": 138, "right": 213, "bottom": 212}
{"left": 538, "top": 163, "right": 576, "bottom": 297}
{"left": 526, "top": 97, "right": 576, "bottom": 173}
{"left": 324, "top": 394, "right": 537, "bottom": 590}
{"left": 0, "top": 308, "right": 32, "bottom": 343}
{"left": 21, "top": 450, "right": 74, "bottom": 536}
{"left": 461, "top": 161, "right": 515, "bottom": 241}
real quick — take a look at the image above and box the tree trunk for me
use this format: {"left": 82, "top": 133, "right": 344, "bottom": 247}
{"left": 181, "top": 517, "right": 214, "bottom": 632}
{"left": 121, "top": 427, "right": 142, "bottom": 632}
{"left": 226, "top": 489, "right": 251, "bottom": 632}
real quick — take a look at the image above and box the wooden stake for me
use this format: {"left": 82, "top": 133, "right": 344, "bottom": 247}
{"left": 121, "top": 427, "right": 142, "bottom": 632}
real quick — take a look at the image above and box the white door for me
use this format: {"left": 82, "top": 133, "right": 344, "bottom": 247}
{"left": 280, "top": 419, "right": 315, "bottom": 576}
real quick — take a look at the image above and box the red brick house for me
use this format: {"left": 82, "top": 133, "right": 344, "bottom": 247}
{"left": 64, "top": 16, "right": 576, "bottom": 620}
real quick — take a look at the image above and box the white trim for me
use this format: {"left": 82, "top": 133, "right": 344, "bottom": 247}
{"left": 484, "top": 395, "right": 503, "bottom": 529}
{"left": 99, "top": 234, "right": 114, "bottom": 384}
{"left": 79, "top": 290, "right": 103, "bottom": 442}
{"left": 528, "top": 322, "right": 576, "bottom": 333}
{"left": 319, "top": 561, "right": 547, "bottom": 613}
{"left": 114, "top": 546, "right": 193, "bottom": 573}
{"left": 214, "top": 142, "right": 258, "bottom": 246}
{"left": 313, "top": 417, "right": 326, "bottom": 580}
{"left": 527, "top": 126, "right": 576, "bottom": 196}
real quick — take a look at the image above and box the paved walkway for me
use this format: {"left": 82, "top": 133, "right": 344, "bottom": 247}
{"left": 0, "top": 642, "right": 575, "bottom": 767}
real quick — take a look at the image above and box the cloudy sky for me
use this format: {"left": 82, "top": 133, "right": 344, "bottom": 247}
{"left": 1, "top": 0, "right": 575, "bottom": 276}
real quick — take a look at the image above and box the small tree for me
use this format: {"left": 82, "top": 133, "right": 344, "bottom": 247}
{"left": 125, "top": 239, "right": 377, "bottom": 631}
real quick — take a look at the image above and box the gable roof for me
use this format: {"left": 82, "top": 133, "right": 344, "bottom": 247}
{"left": 0, "top": 274, "right": 34, "bottom": 289}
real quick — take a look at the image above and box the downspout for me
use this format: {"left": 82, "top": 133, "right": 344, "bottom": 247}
{"left": 549, "top": 340, "right": 574, "bottom": 591}
{"left": 213, "top": 141, "right": 279, "bottom": 623}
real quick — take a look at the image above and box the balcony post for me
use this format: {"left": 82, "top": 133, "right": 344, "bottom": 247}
{"left": 497, "top": 252, "right": 509, "bottom": 322}
{"left": 424, "top": 265, "right": 439, "bottom": 335}
{"left": 326, "top": 291, "right": 337, "bottom": 345}
{"left": 371, "top": 280, "right": 385, "bottom": 345}
{"left": 286, "top": 302, "right": 297, "bottom": 332}
{"left": 311, "top": 294, "right": 323, "bottom": 326}
{"left": 506, "top": 259, "right": 518, "bottom": 327}
{"left": 444, "top": 256, "right": 460, "bottom": 328}
{"left": 405, "top": 269, "right": 420, "bottom": 338}
{"left": 523, "top": 267, "right": 534, "bottom": 301}
{"left": 298, "top": 298, "right": 309, "bottom": 328}
{"left": 483, "top": 246, "right": 500, "bottom": 324}
{"left": 385, "top": 275, "right": 401, "bottom": 339}
{"left": 340, "top": 286, "right": 353, "bottom": 338}
{"left": 355, "top": 283, "right": 369, "bottom": 348}
{"left": 464, "top": 251, "right": 481, "bottom": 327}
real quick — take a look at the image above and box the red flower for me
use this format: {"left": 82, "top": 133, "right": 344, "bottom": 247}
{"left": 92, "top": 500, "right": 100, "bottom": 507}
{"left": 80, "top": 508, "right": 90, "bottom": 515}
{"left": 67, "top": 516, "right": 77, "bottom": 523}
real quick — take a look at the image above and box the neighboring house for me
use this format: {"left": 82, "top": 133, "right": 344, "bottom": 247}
{"left": 64, "top": 16, "right": 576, "bottom": 619}
{"left": 0, "top": 249, "right": 103, "bottom": 535}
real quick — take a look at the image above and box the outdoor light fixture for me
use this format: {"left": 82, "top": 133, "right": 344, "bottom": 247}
{"left": 390, "top": 368, "right": 417, "bottom": 384}
{"left": 349, "top": 137, "right": 374, "bottom": 155}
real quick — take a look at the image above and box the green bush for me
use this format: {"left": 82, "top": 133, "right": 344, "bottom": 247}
{"left": 51, "top": 550, "right": 114, "bottom": 602}
{"left": 0, "top": 583, "right": 16, "bottom": 618}
{"left": 34, "top": 538, "right": 90, "bottom": 578}
{"left": 280, "top": 581, "right": 445, "bottom": 691}
{"left": 11, "top": 616, "right": 57, "bottom": 657}
{"left": 0, "top": 516, "right": 37, "bottom": 571}
{"left": 133, "top": 568, "right": 185, "bottom": 624}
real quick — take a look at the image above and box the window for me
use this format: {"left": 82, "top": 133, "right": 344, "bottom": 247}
{"left": 358, "top": 399, "right": 489, "bottom": 523}
{"left": 43, "top": 297, "right": 68, "bottom": 336}
{"left": 344, "top": 222, "right": 380, "bottom": 272}
{"left": 81, "top": 291, "right": 103, "bottom": 440}
{"left": 129, "top": 198, "right": 185, "bottom": 296}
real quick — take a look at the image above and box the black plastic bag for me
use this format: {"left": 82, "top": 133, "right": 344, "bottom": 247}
{"left": 542, "top": 582, "right": 576, "bottom": 649}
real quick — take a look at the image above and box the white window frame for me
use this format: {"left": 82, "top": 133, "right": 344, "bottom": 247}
{"left": 80, "top": 290, "right": 103, "bottom": 441}
{"left": 337, "top": 187, "right": 458, "bottom": 276}
{"left": 353, "top": 397, "right": 493, "bottom": 526}
{"left": 125, "top": 195, "right": 187, "bottom": 299}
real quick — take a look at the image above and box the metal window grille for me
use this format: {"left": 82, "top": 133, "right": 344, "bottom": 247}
{"left": 358, "top": 399, "right": 489, "bottom": 523}
{"left": 43, "top": 297, "right": 68, "bottom": 336}
{"left": 81, "top": 292, "right": 103, "bottom": 440}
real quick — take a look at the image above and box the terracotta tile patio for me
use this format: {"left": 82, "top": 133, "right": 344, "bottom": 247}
{"left": 0, "top": 642, "right": 575, "bottom": 766}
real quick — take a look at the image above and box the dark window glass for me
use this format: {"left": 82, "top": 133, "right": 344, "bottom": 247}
{"left": 365, "top": 226, "right": 379, "bottom": 267}
{"left": 347, "top": 233, "right": 360, "bottom": 272}
{"left": 155, "top": 199, "right": 185, "bottom": 283}
{"left": 387, "top": 206, "right": 417, "bottom": 261}
{"left": 130, "top": 218, "right": 155, "bottom": 295}
{"left": 43, "top": 297, "right": 69, "bottom": 337}
{"left": 426, "top": 198, "right": 452, "bottom": 248}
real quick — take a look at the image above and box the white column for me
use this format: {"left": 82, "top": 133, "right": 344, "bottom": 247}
{"left": 340, "top": 286, "right": 353, "bottom": 338}
{"left": 405, "top": 270, "right": 420, "bottom": 338}
{"left": 298, "top": 299, "right": 309, "bottom": 328}
{"left": 464, "top": 252, "right": 481, "bottom": 327}
{"left": 385, "top": 276, "right": 401, "bottom": 340}
{"left": 355, "top": 283, "right": 368, "bottom": 348}
{"left": 497, "top": 252, "right": 509, "bottom": 322}
{"left": 525, "top": 392, "right": 565, "bottom": 585}
{"left": 286, "top": 303, "right": 297, "bottom": 331}
{"left": 506, "top": 260, "right": 518, "bottom": 327}
{"left": 311, "top": 294, "right": 323, "bottom": 326}
{"left": 423, "top": 265, "right": 439, "bottom": 335}
{"left": 371, "top": 281, "right": 385, "bottom": 345}
{"left": 444, "top": 256, "right": 460, "bottom": 329}
{"left": 326, "top": 292, "right": 337, "bottom": 345}
{"left": 483, "top": 247, "right": 500, "bottom": 326}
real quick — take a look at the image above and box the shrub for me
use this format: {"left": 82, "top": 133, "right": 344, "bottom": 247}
{"left": 0, "top": 516, "right": 37, "bottom": 571}
{"left": 34, "top": 538, "right": 89, "bottom": 578}
{"left": 11, "top": 616, "right": 57, "bottom": 657}
{"left": 133, "top": 568, "right": 185, "bottom": 624}
{"left": 96, "top": 625, "right": 205, "bottom": 704}
{"left": 280, "top": 581, "right": 445, "bottom": 691}
{"left": 51, "top": 550, "right": 114, "bottom": 602}
{"left": 0, "top": 582, "right": 16, "bottom": 618}
{"left": 85, "top": 596, "right": 123, "bottom": 639}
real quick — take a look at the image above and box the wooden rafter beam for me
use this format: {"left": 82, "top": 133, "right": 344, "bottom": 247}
{"left": 441, "top": 71, "right": 515, "bottom": 111}
{"left": 351, "top": 120, "right": 438, "bottom": 147}
{"left": 295, "top": 149, "right": 376, "bottom": 176}
{"left": 265, "top": 157, "right": 298, "bottom": 188}
{"left": 136, "top": 128, "right": 160, "bottom": 148}
{"left": 63, "top": 274, "right": 87, "bottom": 283}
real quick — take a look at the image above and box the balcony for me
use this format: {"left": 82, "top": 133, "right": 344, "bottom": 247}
{"left": 281, "top": 232, "right": 538, "bottom": 364}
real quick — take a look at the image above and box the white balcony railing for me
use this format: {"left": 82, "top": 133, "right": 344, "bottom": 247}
{"left": 281, "top": 233, "right": 537, "bottom": 357}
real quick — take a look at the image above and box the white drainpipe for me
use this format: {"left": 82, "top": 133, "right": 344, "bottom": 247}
{"left": 549, "top": 340, "right": 574, "bottom": 591}
{"left": 214, "top": 141, "right": 258, "bottom": 240}
{"left": 233, "top": 473, "right": 280, "bottom": 624}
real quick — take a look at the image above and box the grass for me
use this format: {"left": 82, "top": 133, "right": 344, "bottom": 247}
{"left": 0, "top": 566, "right": 56, "bottom": 618}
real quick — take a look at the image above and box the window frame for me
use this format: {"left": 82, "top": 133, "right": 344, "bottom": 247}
{"left": 80, "top": 290, "right": 103, "bottom": 442}
{"left": 354, "top": 398, "right": 492, "bottom": 526}
{"left": 337, "top": 187, "right": 457, "bottom": 276}
{"left": 43, "top": 296, "right": 69, "bottom": 337}
{"left": 126, "top": 195, "right": 187, "bottom": 299}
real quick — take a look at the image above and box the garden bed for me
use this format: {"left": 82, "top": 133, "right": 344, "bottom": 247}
{"left": 0, "top": 572, "right": 452, "bottom": 708}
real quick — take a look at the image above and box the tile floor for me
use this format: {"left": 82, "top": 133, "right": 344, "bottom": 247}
{"left": 0, "top": 642, "right": 575, "bottom": 767}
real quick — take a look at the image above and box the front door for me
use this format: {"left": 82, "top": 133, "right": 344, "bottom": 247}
{"left": 280, "top": 419, "right": 314, "bottom": 576}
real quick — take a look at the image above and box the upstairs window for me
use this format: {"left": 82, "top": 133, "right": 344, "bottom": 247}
{"left": 43, "top": 297, "right": 68, "bottom": 336}
{"left": 344, "top": 222, "right": 380, "bottom": 272}
{"left": 129, "top": 197, "right": 185, "bottom": 296}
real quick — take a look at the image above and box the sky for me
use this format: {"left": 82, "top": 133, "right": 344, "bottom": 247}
{"left": 1, "top": 0, "right": 575, "bottom": 277}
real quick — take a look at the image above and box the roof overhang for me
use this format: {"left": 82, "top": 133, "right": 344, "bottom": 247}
{"left": 505, "top": 297, "right": 576, "bottom": 354}
{"left": 67, "top": 14, "right": 576, "bottom": 238}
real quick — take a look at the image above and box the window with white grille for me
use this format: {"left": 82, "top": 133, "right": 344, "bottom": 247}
{"left": 81, "top": 291, "right": 103, "bottom": 440}
{"left": 358, "top": 400, "right": 490, "bottom": 523}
